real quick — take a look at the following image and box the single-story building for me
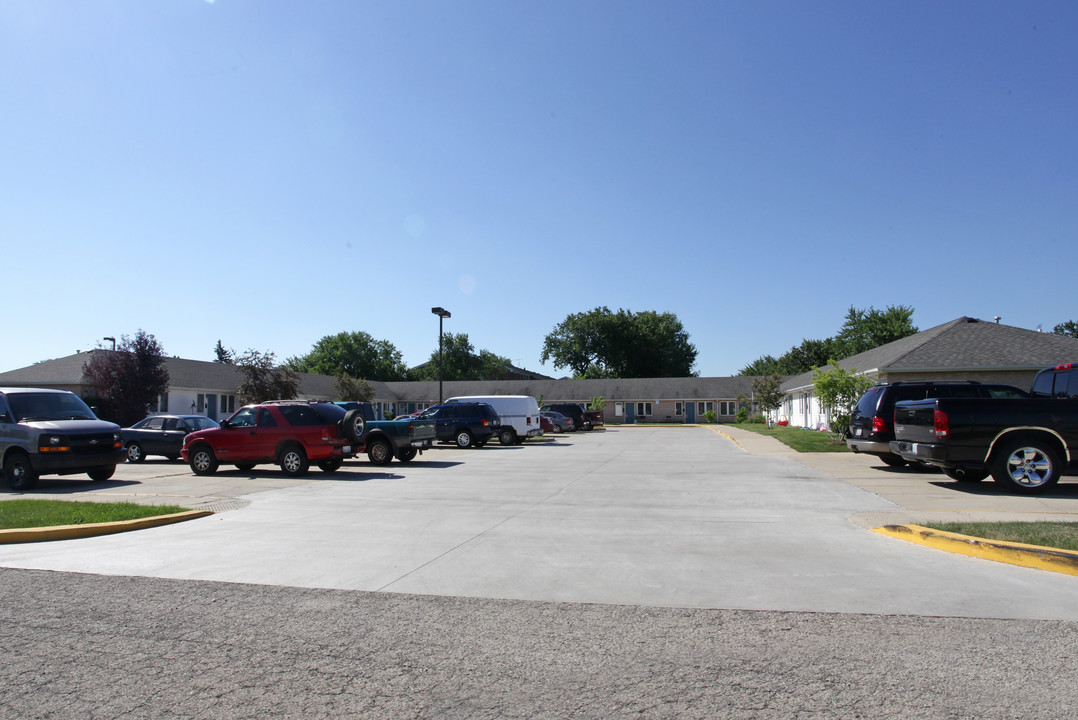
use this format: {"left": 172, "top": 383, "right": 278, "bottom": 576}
{"left": 779, "top": 316, "right": 1078, "bottom": 430}
{"left": 0, "top": 351, "right": 760, "bottom": 424}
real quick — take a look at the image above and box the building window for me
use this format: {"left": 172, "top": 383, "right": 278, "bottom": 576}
{"left": 636, "top": 402, "right": 652, "bottom": 417}
{"left": 719, "top": 401, "right": 737, "bottom": 416}
{"left": 197, "top": 394, "right": 205, "bottom": 413}
{"left": 615, "top": 402, "right": 623, "bottom": 417}
{"left": 697, "top": 401, "right": 713, "bottom": 415}
{"left": 674, "top": 402, "right": 684, "bottom": 416}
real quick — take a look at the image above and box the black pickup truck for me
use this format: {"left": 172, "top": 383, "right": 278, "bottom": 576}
{"left": 889, "top": 363, "right": 1078, "bottom": 493}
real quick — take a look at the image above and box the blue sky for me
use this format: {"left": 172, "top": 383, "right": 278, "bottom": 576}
{"left": 3, "top": 1, "right": 1076, "bottom": 378}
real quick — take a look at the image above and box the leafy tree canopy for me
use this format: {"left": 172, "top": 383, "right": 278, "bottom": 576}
{"left": 541, "top": 307, "right": 698, "bottom": 378}
{"left": 750, "top": 374, "right": 784, "bottom": 414}
{"left": 333, "top": 373, "right": 374, "bottom": 403}
{"left": 1052, "top": 320, "right": 1078, "bottom": 339}
{"left": 739, "top": 305, "right": 917, "bottom": 376}
{"left": 236, "top": 349, "right": 299, "bottom": 404}
{"left": 409, "top": 332, "right": 515, "bottom": 381}
{"left": 287, "top": 331, "right": 407, "bottom": 382}
{"left": 83, "top": 330, "right": 170, "bottom": 426}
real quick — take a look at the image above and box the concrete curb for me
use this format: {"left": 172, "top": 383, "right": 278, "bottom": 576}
{"left": 0, "top": 509, "right": 214, "bottom": 544}
{"left": 873, "top": 524, "right": 1078, "bottom": 577}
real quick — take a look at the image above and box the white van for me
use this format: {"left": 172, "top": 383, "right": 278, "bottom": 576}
{"left": 443, "top": 395, "right": 541, "bottom": 445}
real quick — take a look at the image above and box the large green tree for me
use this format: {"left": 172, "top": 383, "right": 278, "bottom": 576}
{"left": 835, "top": 305, "right": 918, "bottom": 356}
{"left": 410, "top": 332, "right": 515, "bottom": 381}
{"left": 82, "top": 330, "right": 170, "bottom": 426}
{"left": 541, "top": 307, "right": 698, "bottom": 378}
{"left": 287, "top": 331, "right": 407, "bottom": 382}
{"left": 739, "top": 305, "right": 917, "bottom": 376}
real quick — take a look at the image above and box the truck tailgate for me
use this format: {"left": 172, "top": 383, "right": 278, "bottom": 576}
{"left": 892, "top": 400, "right": 940, "bottom": 444}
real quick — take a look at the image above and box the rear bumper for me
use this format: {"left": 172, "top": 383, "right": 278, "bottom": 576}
{"left": 845, "top": 439, "right": 892, "bottom": 455}
{"left": 889, "top": 440, "right": 949, "bottom": 466}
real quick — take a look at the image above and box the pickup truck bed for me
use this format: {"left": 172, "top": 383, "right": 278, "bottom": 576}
{"left": 334, "top": 402, "right": 436, "bottom": 465}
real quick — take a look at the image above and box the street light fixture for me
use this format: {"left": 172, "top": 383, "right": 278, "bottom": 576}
{"left": 103, "top": 336, "right": 116, "bottom": 351}
{"left": 431, "top": 307, "right": 451, "bottom": 403}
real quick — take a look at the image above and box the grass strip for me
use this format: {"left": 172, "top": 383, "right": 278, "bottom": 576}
{"left": 923, "top": 521, "right": 1078, "bottom": 552}
{"left": 0, "top": 499, "right": 191, "bottom": 530}
{"left": 730, "top": 423, "right": 852, "bottom": 453}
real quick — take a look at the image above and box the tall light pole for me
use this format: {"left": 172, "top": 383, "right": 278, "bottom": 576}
{"left": 431, "top": 307, "right": 451, "bottom": 403}
{"left": 103, "top": 336, "right": 116, "bottom": 351}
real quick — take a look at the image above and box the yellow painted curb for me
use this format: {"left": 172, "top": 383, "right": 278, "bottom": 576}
{"left": 0, "top": 509, "right": 214, "bottom": 544}
{"left": 873, "top": 524, "right": 1078, "bottom": 577}
{"left": 703, "top": 426, "right": 746, "bottom": 451}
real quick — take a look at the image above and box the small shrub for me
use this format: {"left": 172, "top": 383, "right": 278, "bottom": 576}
{"left": 749, "top": 413, "right": 766, "bottom": 424}
{"left": 735, "top": 407, "right": 748, "bottom": 423}
{"left": 703, "top": 410, "right": 717, "bottom": 423}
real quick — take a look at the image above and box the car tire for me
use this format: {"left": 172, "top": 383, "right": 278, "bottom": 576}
{"left": 189, "top": 445, "right": 219, "bottom": 476}
{"left": 498, "top": 428, "right": 516, "bottom": 446}
{"left": 944, "top": 466, "right": 988, "bottom": 483}
{"left": 88, "top": 466, "right": 115, "bottom": 482}
{"left": 279, "top": 444, "right": 309, "bottom": 477}
{"left": 398, "top": 448, "right": 418, "bottom": 463}
{"left": 126, "top": 442, "right": 145, "bottom": 463}
{"left": 455, "top": 429, "right": 473, "bottom": 448}
{"left": 4, "top": 452, "right": 39, "bottom": 491}
{"left": 317, "top": 459, "right": 343, "bottom": 473}
{"left": 342, "top": 410, "right": 366, "bottom": 442}
{"left": 991, "top": 438, "right": 1062, "bottom": 494}
{"left": 879, "top": 453, "right": 906, "bottom": 468}
{"left": 367, "top": 438, "right": 393, "bottom": 465}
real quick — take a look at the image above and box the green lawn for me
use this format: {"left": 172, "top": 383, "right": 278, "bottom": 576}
{"left": 730, "top": 423, "right": 852, "bottom": 453}
{"left": 0, "top": 499, "right": 191, "bottom": 530}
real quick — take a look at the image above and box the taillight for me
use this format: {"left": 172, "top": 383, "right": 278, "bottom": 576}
{"left": 481, "top": 419, "right": 489, "bottom": 427}
{"left": 871, "top": 416, "right": 888, "bottom": 434}
{"left": 406, "top": 424, "right": 414, "bottom": 436}
{"left": 934, "top": 409, "right": 949, "bottom": 438}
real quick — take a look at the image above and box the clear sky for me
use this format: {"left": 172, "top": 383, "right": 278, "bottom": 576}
{"left": 3, "top": 1, "right": 1076, "bottom": 378}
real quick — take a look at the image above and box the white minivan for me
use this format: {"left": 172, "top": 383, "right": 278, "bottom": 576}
{"left": 443, "top": 395, "right": 541, "bottom": 445}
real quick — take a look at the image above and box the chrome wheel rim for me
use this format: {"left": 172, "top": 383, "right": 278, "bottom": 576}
{"left": 1006, "top": 447, "right": 1052, "bottom": 487}
{"left": 282, "top": 451, "right": 303, "bottom": 474}
{"left": 193, "top": 451, "right": 212, "bottom": 473}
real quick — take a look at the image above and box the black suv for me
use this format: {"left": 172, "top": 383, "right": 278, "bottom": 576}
{"left": 419, "top": 403, "right": 500, "bottom": 448}
{"left": 847, "top": 381, "right": 1028, "bottom": 466}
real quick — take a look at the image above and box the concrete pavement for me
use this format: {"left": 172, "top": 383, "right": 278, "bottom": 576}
{"left": 3, "top": 425, "right": 1078, "bottom": 619}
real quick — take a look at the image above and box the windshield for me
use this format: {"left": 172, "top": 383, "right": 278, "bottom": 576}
{"left": 8, "top": 392, "right": 97, "bottom": 421}
{"left": 186, "top": 416, "right": 220, "bottom": 431}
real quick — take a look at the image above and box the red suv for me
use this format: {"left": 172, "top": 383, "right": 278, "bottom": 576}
{"left": 181, "top": 401, "right": 366, "bottom": 477}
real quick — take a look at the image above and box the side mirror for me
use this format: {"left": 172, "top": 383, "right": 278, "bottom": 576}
{"left": 0, "top": 412, "right": 10, "bottom": 424}
{"left": 219, "top": 420, "right": 231, "bottom": 429}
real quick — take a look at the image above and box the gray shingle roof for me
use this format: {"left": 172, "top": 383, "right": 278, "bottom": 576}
{"left": 781, "top": 317, "right": 1078, "bottom": 391}
{"left": 0, "top": 352, "right": 757, "bottom": 402}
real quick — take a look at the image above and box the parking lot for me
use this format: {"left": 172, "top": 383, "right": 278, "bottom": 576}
{"left": 3, "top": 425, "right": 1078, "bottom": 620}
